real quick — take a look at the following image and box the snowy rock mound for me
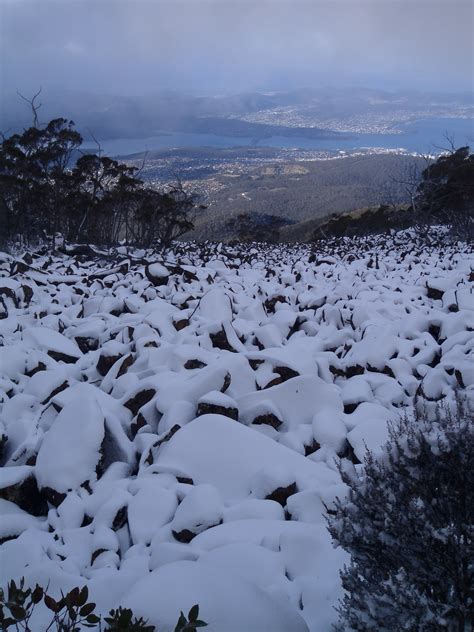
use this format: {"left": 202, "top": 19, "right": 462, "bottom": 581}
{"left": 0, "top": 229, "right": 472, "bottom": 630}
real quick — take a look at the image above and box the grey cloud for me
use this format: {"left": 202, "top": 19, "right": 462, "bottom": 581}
{"left": 1, "top": 0, "right": 473, "bottom": 97}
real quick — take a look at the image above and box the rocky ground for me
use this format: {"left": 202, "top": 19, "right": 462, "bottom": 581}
{"left": 0, "top": 229, "right": 472, "bottom": 631}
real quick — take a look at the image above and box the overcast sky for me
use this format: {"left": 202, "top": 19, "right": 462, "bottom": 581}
{"left": 1, "top": 0, "right": 473, "bottom": 97}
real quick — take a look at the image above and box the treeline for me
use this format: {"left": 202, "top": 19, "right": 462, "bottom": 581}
{"left": 0, "top": 117, "right": 202, "bottom": 250}
{"left": 312, "top": 146, "right": 474, "bottom": 240}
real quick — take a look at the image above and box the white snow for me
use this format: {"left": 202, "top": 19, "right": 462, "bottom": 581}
{"left": 122, "top": 560, "right": 309, "bottom": 632}
{"left": 0, "top": 231, "right": 472, "bottom": 631}
{"left": 35, "top": 394, "right": 105, "bottom": 493}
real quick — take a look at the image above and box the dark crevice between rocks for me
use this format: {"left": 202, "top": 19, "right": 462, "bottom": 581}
{"left": 337, "top": 440, "right": 361, "bottom": 465}
{"left": 41, "top": 381, "right": 69, "bottom": 406}
{"left": 47, "top": 350, "right": 80, "bottom": 364}
{"left": 304, "top": 439, "right": 321, "bottom": 456}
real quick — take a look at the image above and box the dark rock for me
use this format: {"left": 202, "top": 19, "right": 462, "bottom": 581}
{"left": 144, "top": 340, "right": 158, "bottom": 348}
{"left": 197, "top": 402, "right": 238, "bottom": 420}
{"left": 455, "top": 369, "right": 465, "bottom": 389}
{"left": 0, "top": 297, "right": 8, "bottom": 319}
{"left": 21, "top": 284, "right": 34, "bottom": 306}
{"left": 210, "top": 328, "right": 236, "bottom": 352}
{"left": 184, "top": 359, "right": 207, "bottom": 370}
{"left": 42, "top": 486, "right": 67, "bottom": 507}
{"left": 304, "top": 439, "right": 321, "bottom": 456}
{"left": 252, "top": 413, "right": 282, "bottom": 430}
{"left": 428, "top": 323, "right": 441, "bottom": 342}
{"left": 338, "top": 440, "right": 362, "bottom": 465}
{"left": 112, "top": 506, "right": 128, "bottom": 531}
{"left": 428, "top": 351, "right": 442, "bottom": 368}
{"left": 264, "top": 295, "right": 286, "bottom": 313}
{"left": 145, "top": 264, "right": 169, "bottom": 286}
{"left": 366, "top": 364, "right": 396, "bottom": 379}
{"left": 116, "top": 354, "right": 134, "bottom": 378}
{"left": 47, "top": 350, "right": 79, "bottom": 364}
{"left": 153, "top": 424, "right": 181, "bottom": 450}
{"left": 96, "top": 353, "right": 123, "bottom": 376}
{"left": 0, "top": 475, "right": 48, "bottom": 516}
{"left": 426, "top": 284, "right": 444, "bottom": 300}
{"left": 248, "top": 358, "right": 264, "bottom": 370}
{"left": 264, "top": 366, "right": 300, "bottom": 388}
{"left": 81, "top": 514, "right": 93, "bottom": 527}
{"left": 0, "top": 433, "right": 7, "bottom": 461}
{"left": 41, "top": 381, "right": 69, "bottom": 406}
{"left": 265, "top": 482, "right": 298, "bottom": 506}
{"left": 330, "top": 364, "right": 365, "bottom": 379}
{"left": 172, "top": 528, "right": 197, "bottom": 543}
{"left": 75, "top": 336, "right": 99, "bottom": 353}
{"left": 130, "top": 413, "right": 147, "bottom": 439}
{"left": 173, "top": 318, "right": 190, "bottom": 331}
{"left": 0, "top": 286, "right": 18, "bottom": 307}
{"left": 221, "top": 372, "right": 232, "bottom": 393}
{"left": 124, "top": 389, "right": 156, "bottom": 416}
{"left": 91, "top": 548, "right": 107, "bottom": 565}
{"left": 343, "top": 402, "right": 359, "bottom": 414}
{"left": 173, "top": 519, "right": 222, "bottom": 544}
{"left": 176, "top": 476, "right": 194, "bottom": 485}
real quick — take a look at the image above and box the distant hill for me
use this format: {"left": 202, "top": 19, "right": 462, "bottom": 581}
{"left": 185, "top": 153, "right": 425, "bottom": 241}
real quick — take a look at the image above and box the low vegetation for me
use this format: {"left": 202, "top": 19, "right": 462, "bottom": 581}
{"left": 0, "top": 580, "right": 206, "bottom": 632}
{"left": 312, "top": 146, "right": 473, "bottom": 241}
{"left": 328, "top": 397, "right": 474, "bottom": 631}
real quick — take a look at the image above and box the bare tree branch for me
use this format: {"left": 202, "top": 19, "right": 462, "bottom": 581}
{"left": 86, "top": 128, "right": 102, "bottom": 157}
{"left": 17, "top": 87, "right": 43, "bottom": 128}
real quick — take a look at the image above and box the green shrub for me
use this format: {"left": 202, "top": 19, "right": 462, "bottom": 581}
{"left": 0, "top": 578, "right": 207, "bottom": 632}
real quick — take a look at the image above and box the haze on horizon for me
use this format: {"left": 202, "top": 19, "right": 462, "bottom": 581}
{"left": 1, "top": 0, "right": 473, "bottom": 100}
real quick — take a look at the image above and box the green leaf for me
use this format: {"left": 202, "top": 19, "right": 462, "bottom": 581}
{"left": 77, "top": 586, "right": 89, "bottom": 607}
{"left": 188, "top": 605, "right": 199, "bottom": 622}
{"left": 31, "top": 585, "right": 43, "bottom": 604}
{"left": 174, "top": 611, "right": 187, "bottom": 632}
{"left": 44, "top": 594, "right": 59, "bottom": 612}
{"left": 9, "top": 603, "right": 26, "bottom": 621}
{"left": 68, "top": 586, "right": 80, "bottom": 606}
{"left": 2, "top": 617, "right": 17, "bottom": 628}
{"left": 80, "top": 602, "right": 97, "bottom": 617}
{"left": 86, "top": 613, "right": 100, "bottom": 624}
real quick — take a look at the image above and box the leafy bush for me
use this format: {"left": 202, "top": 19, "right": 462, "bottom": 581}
{"left": 327, "top": 397, "right": 474, "bottom": 631}
{"left": 0, "top": 579, "right": 207, "bottom": 632}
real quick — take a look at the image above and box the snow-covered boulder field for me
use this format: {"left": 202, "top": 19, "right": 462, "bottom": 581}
{"left": 0, "top": 230, "right": 472, "bottom": 630}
